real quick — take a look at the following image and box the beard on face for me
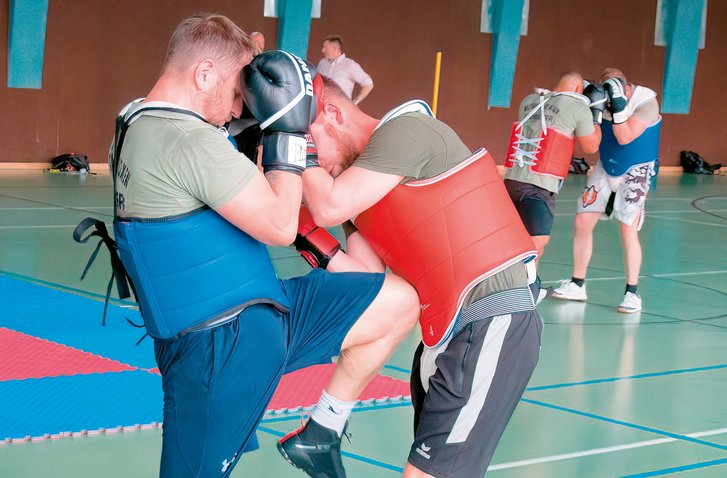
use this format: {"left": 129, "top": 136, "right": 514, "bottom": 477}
{"left": 202, "top": 78, "right": 226, "bottom": 126}
{"left": 324, "top": 122, "right": 359, "bottom": 173}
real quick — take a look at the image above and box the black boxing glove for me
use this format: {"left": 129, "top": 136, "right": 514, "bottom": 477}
{"left": 241, "top": 50, "right": 316, "bottom": 174}
{"left": 603, "top": 78, "right": 629, "bottom": 124}
{"left": 583, "top": 80, "right": 607, "bottom": 125}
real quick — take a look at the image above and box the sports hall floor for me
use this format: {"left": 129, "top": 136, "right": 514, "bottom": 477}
{"left": 0, "top": 168, "right": 726, "bottom": 478}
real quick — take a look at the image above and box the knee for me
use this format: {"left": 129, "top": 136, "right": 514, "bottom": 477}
{"left": 573, "top": 214, "right": 593, "bottom": 235}
{"left": 619, "top": 217, "right": 641, "bottom": 238}
{"left": 382, "top": 275, "right": 420, "bottom": 337}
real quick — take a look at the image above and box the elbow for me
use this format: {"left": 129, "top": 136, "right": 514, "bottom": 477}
{"left": 308, "top": 204, "right": 342, "bottom": 228}
{"left": 616, "top": 136, "right": 632, "bottom": 146}
{"left": 269, "top": 210, "right": 299, "bottom": 246}
{"left": 268, "top": 226, "right": 297, "bottom": 247}
{"left": 312, "top": 210, "right": 342, "bottom": 228}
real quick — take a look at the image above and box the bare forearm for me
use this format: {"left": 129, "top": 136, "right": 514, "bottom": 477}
{"left": 354, "top": 84, "right": 373, "bottom": 105}
{"left": 328, "top": 228, "right": 386, "bottom": 273}
{"left": 577, "top": 126, "right": 601, "bottom": 154}
{"left": 265, "top": 170, "right": 303, "bottom": 236}
{"left": 217, "top": 170, "right": 302, "bottom": 246}
{"left": 612, "top": 119, "right": 647, "bottom": 145}
{"left": 302, "top": 168, "right": 349, "bottom": 226}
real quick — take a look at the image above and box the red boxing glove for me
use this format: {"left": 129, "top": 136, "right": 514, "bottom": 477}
{"left": 294, "top": 207, "right": 342, "bottom": 269}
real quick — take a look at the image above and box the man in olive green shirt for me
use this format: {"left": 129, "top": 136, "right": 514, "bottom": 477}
{"left": 504, "top": 72, "right": 601, "bottom": 263}
{"left": 286, "top": 78, "right": 542, "bottom": 478}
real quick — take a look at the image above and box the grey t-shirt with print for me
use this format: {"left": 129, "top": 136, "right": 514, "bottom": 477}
{"left": 504, "top": 91, "right": 595, "bottom": 193}
{"left": 112, "top": 106, "right": 257, "bottom": 219}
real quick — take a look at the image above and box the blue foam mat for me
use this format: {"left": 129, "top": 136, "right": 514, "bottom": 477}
{"left": 0, "top": 275, "right": 156, "bottom": 369}
{"left": 0, "top": 371, "right": 162, "bottom": 439}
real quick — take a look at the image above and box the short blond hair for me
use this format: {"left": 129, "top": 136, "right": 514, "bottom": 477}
{"left": 163, "top": 14, "right": 253, "bottom": 73}
{"left": 320, "top": 76, "right": 351, "bottom": 103}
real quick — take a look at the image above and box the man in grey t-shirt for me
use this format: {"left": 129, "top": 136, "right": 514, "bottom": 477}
{"left": 288, "top": 77, "right": 542, "bottom": 478}
{"left": 504, "top": 72, "right": 602, "bottom": 265}
{"left": 93, "top": 17, "right": 420, "bottom": 478}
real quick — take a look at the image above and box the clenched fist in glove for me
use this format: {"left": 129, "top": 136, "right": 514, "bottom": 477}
{"left": 241, "top": 50, "right": 316, "bottom": 174}
{"left": 603, "top": 77, "right": 629, "bottom": 124}
{"left": 583, "top": 80, "right": 607, "bottom": 125}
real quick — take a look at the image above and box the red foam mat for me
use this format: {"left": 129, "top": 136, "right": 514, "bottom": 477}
{"left": 0, "top": 327, "right": 136, "bottom": 381}
{"left": 267, "top": 363, "right": 410, "bottom": 413}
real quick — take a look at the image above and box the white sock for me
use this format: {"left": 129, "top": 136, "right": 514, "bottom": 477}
{"left": 310, "top": 389, "right": 355, "bottom": 437}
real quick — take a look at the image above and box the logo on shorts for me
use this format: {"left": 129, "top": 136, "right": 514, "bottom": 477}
{"left": 415, "top": 442, "right": 432, "bottom": 460}
{"left": 581, "top": 186, "right": 598, "bottom": 208}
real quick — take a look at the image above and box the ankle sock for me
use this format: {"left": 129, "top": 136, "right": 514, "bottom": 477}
{"left": 571, "top": 277, "right": 585, "bottom": 287}
{"left": 310, "top": 389, "right": 355, "bottom": 437}
{"left": 625, "top": 283, "right": 638, "bottom": 294}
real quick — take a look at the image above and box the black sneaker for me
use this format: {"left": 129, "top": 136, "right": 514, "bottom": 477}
{"left": 277, "top": 419, "right": 347, "bottom": 478}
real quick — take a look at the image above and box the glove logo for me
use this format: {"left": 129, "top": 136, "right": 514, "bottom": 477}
{"left": 294, "top": 56, "right": 314, "bottom": 97}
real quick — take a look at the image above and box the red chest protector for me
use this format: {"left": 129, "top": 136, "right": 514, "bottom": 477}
{"left": 354, "top": 148, "right": 536, "bottom": 347}
{"left": 504, "top": 91, "right": 587, "bottom": 180}
{"left": 505, "top": 123, "right": 575, "bottom": 180}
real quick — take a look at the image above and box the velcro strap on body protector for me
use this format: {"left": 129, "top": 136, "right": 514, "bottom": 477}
{"left": 73, "top": 217, "right": 136, "bottom": 325}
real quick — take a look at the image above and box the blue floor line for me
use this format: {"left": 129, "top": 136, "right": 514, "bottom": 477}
{"left": 383, "top": 364, "right": 412, "bottom": 374}
{"left": 380, "top": 363, "right": 727, "bottom": 393}
{"left": 526, "top": 363, "right": 727, "bottom": 391}
{"left": 619, "top": 456, "right": 727, "bottom": 477}
{"left": 257, "top": 426, "right": 404, "bottom": 473}
{"left": 521, "top": 398, "right": 727, "bottom": 452}
{"left": 0, "top": 269, "right": 135, "bottom": 306}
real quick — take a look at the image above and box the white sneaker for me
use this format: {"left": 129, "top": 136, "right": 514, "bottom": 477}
{"left": 618, "top": 291, "right": 642, "bottom": 313}
{"left": 536, "top": 287, "right": 548, "bottom": 305}
{"left": 551, "top": 280, "right": 588, "bottom": 301}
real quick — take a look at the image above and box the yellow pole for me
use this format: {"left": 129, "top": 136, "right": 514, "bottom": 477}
{"left": 432, "top": 51, "right": 442, "bottom": 117}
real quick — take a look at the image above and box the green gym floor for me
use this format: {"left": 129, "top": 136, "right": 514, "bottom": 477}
{"left": 1, "top": 169, "right": 726, "bottom": 478}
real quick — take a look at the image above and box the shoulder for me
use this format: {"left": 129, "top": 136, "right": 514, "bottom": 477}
{"left": 521, "top": 92, "right": 539, "bottom": 104}
{"left": 342, "top": 56, "right": 364, "bottom": 68}
{"left": 376, "top": 113, "right": 434, "bottom": 137}
{"left": 630, "top": 86, "right": 660, "bottom": 123}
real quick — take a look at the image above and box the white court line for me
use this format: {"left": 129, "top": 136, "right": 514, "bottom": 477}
{"left": 0, "top": 206, "right": 112, "bottom": 211}
{"left": 557, "top": 197, "right": 727, "bottom": 203}
{"left": 647, "top": 215, "right": 727, "bottom": 228}
{"left": 647, "top": 209, "right": 727, "bottom": 214}
{"left": 554, "top": 209, "right": 727, "bottom": 217}
{"left": 651, "top": 270, "right": 727, "bottom": 278}
{"left": 542, "top": 269, "right": 727, "bottom": 285}
{"left": 0, "top": 225, "right": 80, "bottom": 229}
{"left": 489, "top": 427, "right": 727, "bottom": 471}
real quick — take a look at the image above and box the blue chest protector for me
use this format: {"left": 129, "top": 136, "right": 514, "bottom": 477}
{"left": 114, "top": 208, "right": 289, "bottom": 340}
{"left": 92, "top": 103, "right": 290, "bottom": 340}
{"left": 600, "top": 119, "right": 661, "bottom": 176}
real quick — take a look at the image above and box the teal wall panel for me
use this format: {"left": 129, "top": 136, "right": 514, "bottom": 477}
{"left": 277, "top": 0, "right": 314, "bottom": 59}
{"left": 487, "top": 0, "right": 525, "bottom": 108}
{"left": 7, "top": 0, "right": 49, "bottom": 89}
{"left": 660, "top": 0, "right": 705, "bottom": 114}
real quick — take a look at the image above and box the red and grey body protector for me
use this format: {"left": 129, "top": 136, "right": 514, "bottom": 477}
{"left": 353, "top": 103, "right": 536, "bottom": 346}
{"left": 505, "top": 91, "right": 588, "bottom": 180}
